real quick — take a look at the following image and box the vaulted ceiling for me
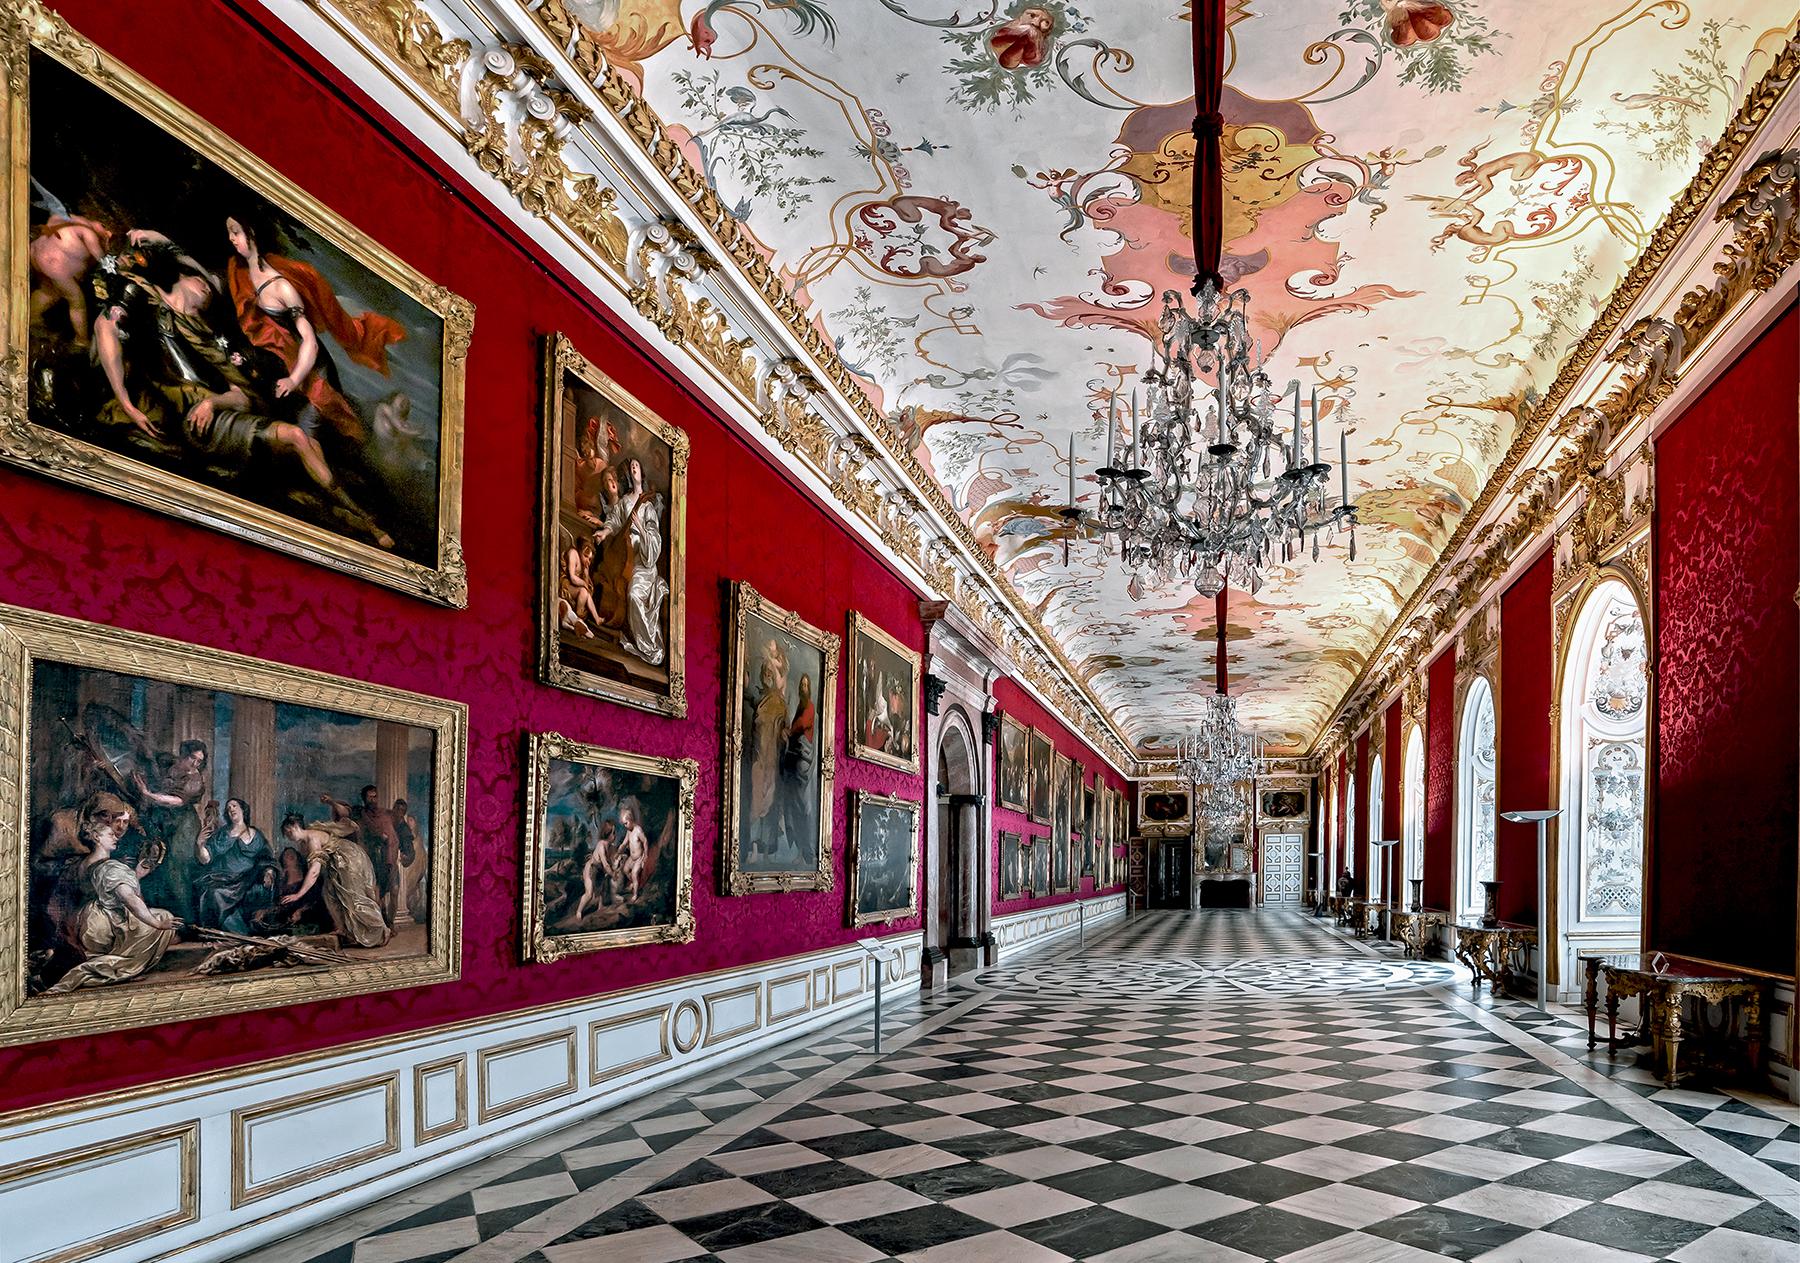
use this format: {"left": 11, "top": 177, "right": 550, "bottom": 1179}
{"left": 582, "top": 1, "right": 1796, "bottom": 753}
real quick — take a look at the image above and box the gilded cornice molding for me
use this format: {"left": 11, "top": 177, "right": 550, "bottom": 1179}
{"left": 1314, "top": 37, "right": 1800, "bottom": 757}
{"left": 294, "top": 0, "right": 1137, "bottom": 772}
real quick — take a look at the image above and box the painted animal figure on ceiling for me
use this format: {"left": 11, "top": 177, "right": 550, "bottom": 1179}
{"left": 690, "top": 0, "right": 838, "bottom": 57}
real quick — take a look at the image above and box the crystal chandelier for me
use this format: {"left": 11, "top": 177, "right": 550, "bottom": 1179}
{"left": 1176, "top": 691, "right": 1260, "bottom": 823}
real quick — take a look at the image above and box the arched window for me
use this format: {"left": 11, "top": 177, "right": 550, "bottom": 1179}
{"left": 1343, "top": 774, "right": 1356, "bottom": 885}
{"left": 1561, "top": 581, "right": 1647, "bottom": 934}
{"left": 1402, "top": 727, "right": 1425, "bottom": 891}
{"left": 1456, "top": 677, "right": 1497, "bottom": 919}
{"left": 1367, "top": 753, "right": 1384, "bottom": 899}
{"left": 1321, "top": 772, "right": 1335, "bottom": 889}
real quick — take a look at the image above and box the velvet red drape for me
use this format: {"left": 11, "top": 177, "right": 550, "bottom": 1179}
{"left": 1498, "top": 554, "right": 1554, "bottom": 925}
{"left": 1424, "top": 646, "right": 1457, "bottom": 910}
{"left": 1653, "top": 301, "right": 1799, "bottom": 976}
{"left": 1191, "top": 0, "right": 1226, "bottom": 292}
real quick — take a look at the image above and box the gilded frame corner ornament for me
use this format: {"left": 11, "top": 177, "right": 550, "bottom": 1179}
{"left": 520, "top": 730, "right": 698, "bottom": 963}
{"left": 845, "top": 789, "right": 920, "bottom": 928}
{"left": 0, "top": 602, "right": 468, "bottom": 1048}
{"left": 844, "top": 610, "right": 922, "bottom": 775}
{"left": 0, "top": 0, "right": 474, "bottom": 606}
{"left": 719, "top": 581, "right": 839, "bottom": 895}
{"left": 996, "top": 712, "right": 1028, "bottom": 814}
{"left": 537, "top": 331, "right": 690, "bottom": 717}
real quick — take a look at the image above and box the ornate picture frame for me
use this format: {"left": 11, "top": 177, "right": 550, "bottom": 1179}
{"left": 1027, "top": 727, "right": 1053, "bottom": 824}
{"left": 999, "top": 831, "right": 1026, "bottom": 900}
{"left": 1, "top": 602, "right": 467, "bottom": 1048}
{"left": 1029, "top": 833, "right": 1051, "bottom": 898}
{"left": 847, "top": 790, "right": 919, "bottom": 927}
{"left": 720, "top": 581, "right": 838, "bottom": 894}
{"left": 539, "top": 332, "right": 688, "bottom": 716}
{"left": 1052, "top": 753, "right": 1073, "bottom": 893}
{"left": 845, "top": 612, "right": 920, "bottom": 774}
{"left": 1, "top": 3, "right": 473, "bottom": 606}
{"left": 997, "top": 714, "right": 1028, "bottom": 814}
{"left": 521, "top": 732, "right": 697, "bottom": 962}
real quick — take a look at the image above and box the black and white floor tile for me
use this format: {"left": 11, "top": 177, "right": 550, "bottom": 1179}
{"left": 246, "top": 912, "right": 1800, "bottom": 1263}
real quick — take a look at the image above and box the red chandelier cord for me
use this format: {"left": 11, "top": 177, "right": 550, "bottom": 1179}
{"left": 1192, "top": 0, "right": 1226, "bottom": 294}
{"left": 1215, "top": 588, "right": 1229, "bottom": 697}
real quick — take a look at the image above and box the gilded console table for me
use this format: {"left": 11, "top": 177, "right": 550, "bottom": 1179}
{"left": 1391, "top": 908, "right": 1447, "bottom": 960}
{"left": 1451, "top": 922, "right": 1536, "bottom": 994}
{"left": 1601, "top": 956, "right": 1763, "bottom": 1087}
{"left": 1348, "top": 898, "right": 1385, "bottom": 939}
{"left": 1578, "top": 950, "right": 1647, "bottom": 1050}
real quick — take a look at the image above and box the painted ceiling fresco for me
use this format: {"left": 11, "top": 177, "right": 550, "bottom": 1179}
{"left": 570, "top": 0, "right": 1798, "bottom": 752}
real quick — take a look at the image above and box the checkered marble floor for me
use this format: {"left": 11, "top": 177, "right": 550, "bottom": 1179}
{"left": 246, "top": 912, "right": 1800, "bottom": 1263}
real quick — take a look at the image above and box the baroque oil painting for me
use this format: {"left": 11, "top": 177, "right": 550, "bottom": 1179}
{"left": 847, "top": 791, "right": 919, "bottom": 927}
{"left": 5, "top": 18, "right": 470, "bottom": 604}
{"left": 522, "top": 733, "right": 696, "bottom": 962}
{"left": 997, "top": 714, "right": 1028, "bottom": 814}
{"left": 721, "top": 582, "right": 838, "bottom": 894}
{"left": 1, "top": 603, "right": 464, "bottom": 1047}
{"left": 541, "top": 333, "right": 687, "bottom": 717}
{"left": 846, "top": 612, "right": 920, "bottom": 773}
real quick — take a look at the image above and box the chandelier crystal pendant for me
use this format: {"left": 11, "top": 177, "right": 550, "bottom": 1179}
{"left": 1177, "top": 691, "right": 1261, "bottom": 827}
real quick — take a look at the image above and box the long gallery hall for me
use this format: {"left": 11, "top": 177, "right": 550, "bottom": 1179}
{"left": 1, "top": 2, "right": 1798, "bottom": 1262}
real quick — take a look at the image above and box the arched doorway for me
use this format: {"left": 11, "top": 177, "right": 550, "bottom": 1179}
{"left": 934, "top": 710, "right": 984, "bottom": 976}
{"left": 1555, "top": 577, "right": 1648, "bottom": 993}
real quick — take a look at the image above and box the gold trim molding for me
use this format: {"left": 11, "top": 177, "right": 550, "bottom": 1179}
{"left": 1, "top": 1123, "right": 198, "bottom": 1263}
{"left": 231, "top": 1073, "right": 400, "bottom": 1207}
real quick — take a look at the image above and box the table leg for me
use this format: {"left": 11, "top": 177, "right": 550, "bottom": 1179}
{"left": 1746, "top": 993, "right": 1763, "bottom": 1079}
{"left": 1605, "top": 989, "right": 1621, "bottom": 1052}
{"left": 1659, "top": 993, "right": 1684, "bottom": 1088}
{"left": 1584, "top": 959, "right": 1599, "bottom": 1049}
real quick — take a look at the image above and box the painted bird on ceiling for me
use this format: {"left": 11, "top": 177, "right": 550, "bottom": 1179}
{"left": 690, "top": 0, "right": 838, "bottom": 58}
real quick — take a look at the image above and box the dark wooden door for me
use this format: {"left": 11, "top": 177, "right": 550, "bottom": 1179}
{"left": 1150, "top": 839, "right": 1192, "bottom": 908}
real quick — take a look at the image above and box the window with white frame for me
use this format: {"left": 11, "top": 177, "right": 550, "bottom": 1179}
{"left": 1367, "top": 753, "right": 1383, "bottom": 898}
{"left": 1343, "top": 773, "right": 1356, "bottom": 887}
{"left": 1456, "top": 676, "right": 1497, "bottom": 919}
{"left": 1563, "top": 582, "right": 1647, "bottom": 925}
{"left": 1402, "top": 727, "right": 1425, "bottom": 890}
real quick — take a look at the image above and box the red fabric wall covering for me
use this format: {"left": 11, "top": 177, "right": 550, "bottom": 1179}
{"left": 1497, "top": 554, "right": 1553, "bottom": 925}
{"left": 988, "top": 677, "right": 1130, "bottom": 916}
{"left": 1383, "top": 699, "right": 1404, "bottom": 901}
{"left": 0, "top": 0, "right": 966, "bottom": 1112}
{"left": 1653, "top": 302, "right": 1799, "bottom": 976}
{"left": 1424, "top": 647, "right": 1458, "bottom": 911}
{"left": 1353, "top": 731, "right": 1371, "bottom": 896}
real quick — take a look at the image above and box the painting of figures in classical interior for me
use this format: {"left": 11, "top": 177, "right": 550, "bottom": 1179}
{"left": 3, "top": 605, "right": 462, "bottom": 1046}
{"left": 523, "top": 733, "right": 695, "bottom": 961}
{"left": 11, "top": 39, "right": 470, "bottom": 603}
{"left": 846, "top": 613, "right": 920, "bottom": 773}
{"left": 541, "top": 334, "right": 687, "bottom": 716}
{"left": 1052, "top": 754, "right": 1072, "bottom": 892}
{"left": 1141, "top": 788, "right": 1192, "bottom": 825}
{"left": 848, "top": 792, "right": 919, "bottom": 927}
{"left": 1028, "top": 727, "right": 1053, "bottom": 824}
{"left": 997, "top": 715, "right": 1028, "bottom": 813}
{"left": 999, "top": 832, "right": 1026, "bottom": 900}
{"left": 1030, "top": 833, "right": 1051, "bottom": 898}
{"left": 721, "top": 583, "right": 838, "bottom": 893}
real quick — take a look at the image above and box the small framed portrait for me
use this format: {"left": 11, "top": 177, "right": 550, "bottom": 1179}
{"left": 999, "top": 832, "right": 1026, "bottom": 900}
{"left": 1027, "top": 727, "right": 1054, "bottom": 824}
{"left": 521, "top": 732, "right": 697, "bottom": 963}
{"left": 540, "top": 333, "right": 688, "bottom": 717}
{"left": 720, "top": 582, "right": 838, "bottom": 894}
{"left": 1140, "top": 787, "right": 1191, "bottom": 825}
{"left": 1260, "top": 789, "right": 1308, "bottom": 821}
{"left": 846, "top": 612, "right": 920, "bottom": 774}
{"left": 847, "top": 791, "right": 920, "bottom": 927}
{"left": 4, "top": 10, "right": 472, "bottom": 605}
{"left": 997, "top": 714, "right": 1028, "bottom": 814}
{"left": 1029, "top": 834, "right": 1051, "bottom": 897}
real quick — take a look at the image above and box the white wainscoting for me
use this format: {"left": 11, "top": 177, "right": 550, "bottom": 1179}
{"left": 0, "top": 933, "right": 921, "bottom": 1263}
{"left": 992, "top": 893, "right": 1126, "bottom": 955}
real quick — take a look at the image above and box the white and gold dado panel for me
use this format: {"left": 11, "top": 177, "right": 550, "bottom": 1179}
{"left": 0, "top": 933, "right": 920, "bottom": 1263}
{"left": 991, "top": 894, "right": 1126, "bottom": 955}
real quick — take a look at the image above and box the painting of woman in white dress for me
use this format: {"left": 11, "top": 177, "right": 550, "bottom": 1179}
{"left": 540, "top": 333, "right": 688, "bottom": 717}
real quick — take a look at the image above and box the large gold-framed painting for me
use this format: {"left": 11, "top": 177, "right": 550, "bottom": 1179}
{"left": 539, "top": 333, "right": 687, "bottom": 716}
{"left": 521, "top": 732, "right": 696, "bottom": 962}
{"left": 1027, "top": 727, "right": 1053, "bottom": 824}
{"left": 2, "top": 603, "right": 466, "bottom": 1048}
{"left": 847, "top": 791, "right": 919, "bottom": 927}
{"left": 1052, "top": 754, "right": 1072, "bottom": 893}
{"left": 845, "top": 612, "right": 920, "bottom": 774}
{"left": 2, "top": 3, "right": 472, "bottom": 605}
{"left": 721, "top": 582, "right": 838, "bottom": 894}
{"left": 997, "top": 714, "right": 1028, "bottom": 814}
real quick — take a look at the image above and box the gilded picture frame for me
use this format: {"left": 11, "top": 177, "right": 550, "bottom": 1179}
{"left": 999, "top": 831, "right": 1025, "bottom": 900}
{"left": 1052, "top": 753, "right": 1073, "bottom": 893}
{"left": 521, "top": 732, "right": 697, "bottom": 963}
{"left": 0, "top": 601, "right": 467, "bottom": 1048}
{"left": 538, "top": 333, "right": 688, "bottom": 717}
{"left": 720, "top": 581, "right": 838, "bottom": 894}
{"left": 0, "top": 2, "right": 474, "bottom": 606}
{"left": 847, "top": 790, "right": 920, "bottom": 927}
{"left": 997, "top": 713, "right": 1028, "bottom": 814}
{"left": 1027, "top": 727, "right": 1053, "bottom": 825}
{"left": 845, "top": 611, "right": 920, "bottom": 774}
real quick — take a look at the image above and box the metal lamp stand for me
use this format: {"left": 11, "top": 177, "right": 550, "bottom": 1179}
{"left": 1499, "top": 809, "right": 1562, "bottom": 1011}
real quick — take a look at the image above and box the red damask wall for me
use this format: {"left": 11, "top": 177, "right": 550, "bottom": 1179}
{"left": 0, "top": 0, "right": 1112, "bottom": 1115}
{"left": 988, "top": 677, "right": 1128, "bottom": 916}
{"left": 1497, "top": 553, "right": 1553, "bottom": 925}
{"left": 1424, "top": 647, "right": 1457, "bottom": 911}
{"left": 1353, "top": 731, "right": 1371, "bottom": 896}
{"left": 1383, "top": 698, "right": 1404, "bottom": 901}
{"left": 1653, "top": 302, "right": 1799, "bottom": 977}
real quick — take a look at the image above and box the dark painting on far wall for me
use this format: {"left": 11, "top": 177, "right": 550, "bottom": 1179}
{"left": 1052, "top": 754, "right": 1072, "bottom": 892}
{"left": 848, "top": 791, "right": 919, "bottom": 926}
{"left": 721, "top": 583, "right": 839, "bottom": 894}
{"left": 1028, "top": 727, "right": 1053, "bottom": 824}
{"left": 1261, "top": 789, "right": 1308, "bottom": 820}
{"left": 522, "top": 733, "right": 696, "bottom": 962}
{"left": 540, "top": 334, "right": 687, "bottom": 717}
{"left": 7, "top": 32, "right": 471, "bottom": 604}
{"left": 1000, "top": 832, "right": 1025, "bottom": 900}
{"left": 847, "top": 613, "right": 920, "bottom": 774}
{"left": 1142, "top": 789, "right": 1191, "bottom": 824}
{"left": 998, "top": 715, "right": 1028, "bottom": 813}
{"left": 1030, "top": 834, "right": 1051, "bottom": 897}
{"left": 2, "top": 603, "right": 465, "bottom": 1048}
